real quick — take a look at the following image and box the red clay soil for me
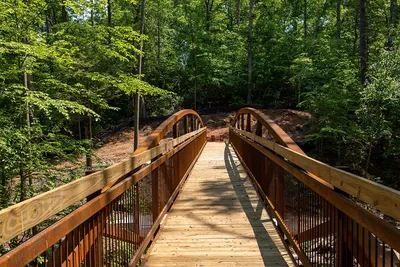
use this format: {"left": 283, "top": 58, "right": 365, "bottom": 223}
{"left": 203, "top": 109, "right": 311, "bottom": 143}
{"left": 91, "top": 109, "right": 311, "bottom": 166}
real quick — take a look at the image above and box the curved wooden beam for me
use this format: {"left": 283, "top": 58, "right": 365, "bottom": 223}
{"left": 233, "top": 107, "right": 305, "bottom": 154}
{"left": 134, "top": 109, "right": 204, "bottom": 155}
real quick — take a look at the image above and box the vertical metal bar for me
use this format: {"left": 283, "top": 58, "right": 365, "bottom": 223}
{"left": 106, "top": 204, "right": 110, "bottom": 267}
{"left": 382, "top": 241, "right": 385, "bottom": 267}
{"left": 369, "top": 232, "right": 371, "bottom": 267}
{"left": 375, "top": 236, "right": 378, "bottom": 267}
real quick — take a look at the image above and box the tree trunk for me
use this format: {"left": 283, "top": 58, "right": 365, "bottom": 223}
{"left": 314, "top": 0, "right": 329, "bottom": 37}
{"left": 194, "top": 52, "right": 198, "bottom": 109}
{"left": 23, "top": 38, "right": 33, "bottom": 191}
{"left": 391, "top": 0, "right": 398, "bottom": 28}
{"left": 336, "top": 0, "right": 341, "bottom": 39}
{"left": 107, "top": 0, "right": 112, "bottom": 44}
{"left": 107, "top": 0, "right": 112, "bottom": 27}
{"left": 204, "top": 0, "right": 214, "bottom": 31}
{"left": 134, "top": 0, "right": 146, "bottom": 151}
{"left": 387, "top": 0, "right": 398, "bottom": 47}
{"left": 157, "top": 0, "right": 162, "bottom": 88}
{"left": 19, "top": 161, "right": 25, "bottom": 202}
{"left": 191, "top": 30, "right": 198, "bottom": 110}
{"left": 353, "top": 8, "right": 358, "bottom": 55}
{"left": 304, "top": 0, "right": 307, "bottom": 38}
{"left": 359, "top": 0, "right": 367, "bottom": 85}
{"left": 91, "top": 0, "right": 95, "bottom": 26}
{"left": 85, "top": 118, "right": 93, "bottom": 169}
{"left": 236, "top": 0, "right": 241, "bottom": 27}
{"left": 247, "top": 0, "right": 254, "bottom": 104}
{"left": 61, "top": 0, "right": 68, "bottom": 22}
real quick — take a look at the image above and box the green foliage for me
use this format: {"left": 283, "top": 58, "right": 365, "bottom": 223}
{"left": 0, "top": 0, "right": 399, "bottom": 252}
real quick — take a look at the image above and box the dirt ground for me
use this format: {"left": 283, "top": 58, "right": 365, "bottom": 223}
{"left": 88, "top": 109, "right": 311, "bottom": 167}
{"left": 203, "top": 109, "right": 311, "bottom": 143}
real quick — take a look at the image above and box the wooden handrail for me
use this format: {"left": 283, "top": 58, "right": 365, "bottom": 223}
{"left": 231, "top": 127, "right": 400, "bottom": 222}
{"left": 0, "top": 127, "right": 206, "bottom": 245}
{"left": 233, "top": 107, "right": 305, "bottom": 154}
{"left": 135, "top": 109, "right": 204, "bottom": 155}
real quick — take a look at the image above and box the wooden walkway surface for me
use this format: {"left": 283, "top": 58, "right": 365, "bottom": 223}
{"left": 144, "top": 142, "right": 293, "bottom": 267}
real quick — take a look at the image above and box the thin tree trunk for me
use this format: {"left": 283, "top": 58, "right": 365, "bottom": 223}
{"left": 107, "top": 0, "right": 112, "bottom": 27}
{"left": 314, "top": 0, "right": 328, "bottom": 37}
{"left": 86, "top": 117, "right": 93, "bottom": 169}
{"left": 134, "top": 0, "right": 146, "bottom": 151}
{"left": 387, "top": 0, "right": 397, "bottom": 47}
{"left": 194, "top": 51, "right": 198, "bottom": 110}
{"left": 204, "top": 0, "right": 214, "bottom": 31}
{"left": 336, "top": 0, "right": 341, "bottom": 39}
{"left": 236, "top": 0, "right": 241, "bottom": 27}
{"left": 359, "top": 0, "right": 367, "bottom": 85}
{"left": 61, "top": 0, "right": 67, "bottom": 22}
{"left": 157, "top": 0, "right": 162, "bottom": 88}
{"left": 23, "top": 39, "right": 33, "bottom": 191}
{"left": 107, "top": 0, "right": 112, "bottom": 43}
{"left": 365, "top": 140, "right": 373, "bottom": 175}
{"left": 304, "top": 0, "right": 307, "bottom": 38}
{"left": 353, "top": 9, "right": 358, "bottom": 55}
{"left": 91, "top": 0, "right": 95, "bottom": 26}
{"left": 78, "top": 118, "right": 82, "bottom": 140}
{"left": 247, "top": 0, "right": 254, "bottom": 104}
{"left": 19, "top": 162, "right": 25, "bottom": 202}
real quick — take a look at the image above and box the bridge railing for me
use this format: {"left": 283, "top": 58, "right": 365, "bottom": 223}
{"left": 0, "top": 109, "right": 207, "bottom": 267}
{"left": 230, "top": 107, "right": 400, "bottom": 267}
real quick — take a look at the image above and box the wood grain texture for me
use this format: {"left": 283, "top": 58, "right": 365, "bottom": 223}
{"left": 231, "top": 127, "right": 400, "bottom": 222}
{"left": 0, "top": 129, "right": 206, "bottom": 245}
{"left": 143, "top": 143, "right": 294, "bottom": 267}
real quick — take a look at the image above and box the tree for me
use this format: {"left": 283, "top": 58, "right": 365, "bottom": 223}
{"left": 247, "top": 0, "right": 254, "bottom": 104}
{"left": 359, "top": 0, "right": 367, "bottom": 85}
{"left": 134, "top": 0, "right": 146, "bottom": 151}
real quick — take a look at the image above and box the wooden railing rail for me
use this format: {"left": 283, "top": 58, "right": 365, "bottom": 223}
{"left": 230, "top": 108, "right": 400, "bottom": 267}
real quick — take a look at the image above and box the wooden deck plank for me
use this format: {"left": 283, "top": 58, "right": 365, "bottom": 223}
{"left": 143, "top": 143, "right": 294, "bottom": 267}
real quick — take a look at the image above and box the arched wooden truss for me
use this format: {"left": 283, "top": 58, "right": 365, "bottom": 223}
{"left": 232, "top": 107, "right": 305, "bottom": 154}
{"left": 134, "top": 109, "right": 204, "bottom": 155}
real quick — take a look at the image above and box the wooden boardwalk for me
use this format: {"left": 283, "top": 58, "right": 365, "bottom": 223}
{"left": 144, "top": 142, "right": 293, "bottom": 267}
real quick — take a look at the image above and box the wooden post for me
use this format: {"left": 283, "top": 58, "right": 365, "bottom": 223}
{"left": 255, "top": 121, "right": 262, "bottom": 136}
{"left": 246, "top": 113, "right": 251, "bottom": 132}
{"left": 173, "top": 123, "right": 179, "bottom": 138}
{"left": 184, "top": 116, "right": 189, "bottom": 134}
{"left": 190, "top": 115, "right": 195, "bottom": 132}
{"left": 241, "top": 114, "right": 245, "bottom": 130}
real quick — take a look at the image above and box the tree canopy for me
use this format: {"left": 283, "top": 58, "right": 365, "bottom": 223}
{"left": 1, "top": 0, "right": 400, "bottom": 231}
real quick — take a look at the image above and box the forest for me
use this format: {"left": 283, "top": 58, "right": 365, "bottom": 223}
{"left": 0, "top": 0, "right": 399, "bottom": 218}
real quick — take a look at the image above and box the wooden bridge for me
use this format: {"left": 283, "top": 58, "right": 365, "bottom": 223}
{"left": 0, "top": 108, "right": 399, "bottom": 266}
